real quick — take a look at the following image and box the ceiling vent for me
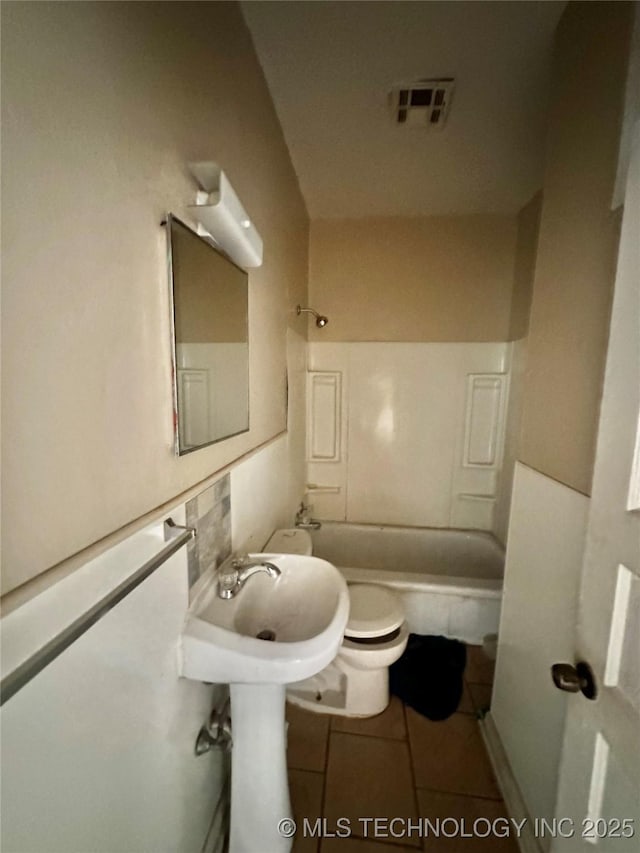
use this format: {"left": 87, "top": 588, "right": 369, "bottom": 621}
{"left": 390, "top": 79, "right": 455, "bottom": 130}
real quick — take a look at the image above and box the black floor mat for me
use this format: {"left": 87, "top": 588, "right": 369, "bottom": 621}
{"left": 390, "top": 634, "right": 467, "bottom": 721}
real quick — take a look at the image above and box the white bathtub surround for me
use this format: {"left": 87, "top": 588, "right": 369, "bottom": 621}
{"left": 489, "top": 463, "right": 589, "bottom": 845}
{"left": 0, "top": 510, "right": 226, "bottom": 853}
{"left": 306, "top": 342, "right": 509, "bottom": 531}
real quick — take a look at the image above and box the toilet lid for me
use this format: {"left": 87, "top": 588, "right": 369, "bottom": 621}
{"left": 345, "top": 584, "right": 404, "bottom": 639}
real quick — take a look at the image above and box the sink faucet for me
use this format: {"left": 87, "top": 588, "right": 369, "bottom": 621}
{"left": 217, "top": 556, "right": 281, "bottom": 600}
{"left": 295, "top": 501, "right": 322, "bottom": 531}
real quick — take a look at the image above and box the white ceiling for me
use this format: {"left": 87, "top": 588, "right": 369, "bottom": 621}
{"left": 241, "top": 1, "right": 566, "bottom": 219}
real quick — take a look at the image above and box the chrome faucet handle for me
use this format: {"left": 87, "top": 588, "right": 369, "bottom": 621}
{"left": 217, "top": 569, "right": 239, "bottom": 599}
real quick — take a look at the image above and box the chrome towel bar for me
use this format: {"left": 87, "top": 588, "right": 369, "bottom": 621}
{"left": 0, "top": 518, "right": 195, "bottom": 707}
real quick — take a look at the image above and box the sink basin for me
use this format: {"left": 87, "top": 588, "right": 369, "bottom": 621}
{"left": 179, "top": 553, "right": 349, "bottom": 684}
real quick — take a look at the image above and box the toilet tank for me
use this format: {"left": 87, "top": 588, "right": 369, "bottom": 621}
{"left": 264, "top": 528, "right": 313, "bottom": 556}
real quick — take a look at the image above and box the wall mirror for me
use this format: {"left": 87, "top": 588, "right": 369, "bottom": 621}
{"left": 166, "top": 213, "right": 249, "bottom": 455}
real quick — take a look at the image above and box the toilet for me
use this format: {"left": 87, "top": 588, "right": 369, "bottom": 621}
{"left": 264, "top": 529, "right": 409, "bottom": 717}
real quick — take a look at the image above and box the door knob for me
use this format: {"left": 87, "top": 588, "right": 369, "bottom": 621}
{"left": 551, "top": 662, "right": 597, "bottom": 700}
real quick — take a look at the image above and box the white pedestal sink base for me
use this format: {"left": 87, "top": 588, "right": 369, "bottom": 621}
{"left": 179, "top": 555, "right": 349, "bottom": 852}
{"left": 229, "top": 684, "right": 292, "bottom": 853}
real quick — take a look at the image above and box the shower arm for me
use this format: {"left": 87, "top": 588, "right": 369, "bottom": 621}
{"left": 296, "top": 305, "right": 329, "bottom": 328}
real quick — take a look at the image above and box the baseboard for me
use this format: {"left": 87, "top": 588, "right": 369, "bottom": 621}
{"left": 480, "top": 712, "right": 543, "bottom": 853}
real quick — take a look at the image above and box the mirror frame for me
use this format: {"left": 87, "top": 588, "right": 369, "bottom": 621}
{"left": 165, "top": 212, "right": 250, "bottom": 456}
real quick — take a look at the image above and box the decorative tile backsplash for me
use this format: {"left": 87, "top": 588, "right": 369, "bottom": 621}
{"left": 185, "top": 475, "right": 232, "bottom": 589}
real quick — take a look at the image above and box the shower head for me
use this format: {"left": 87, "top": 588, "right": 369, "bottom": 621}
{"left": 296, "top": 305, "right": 329, "bottom": 328}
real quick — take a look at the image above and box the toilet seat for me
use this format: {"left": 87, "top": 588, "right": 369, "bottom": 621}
{"left": 344, "top": 626, "right": 403, "bottom": 645}
{"left": 345, "top": 584, "right": 404, "bottom": 640}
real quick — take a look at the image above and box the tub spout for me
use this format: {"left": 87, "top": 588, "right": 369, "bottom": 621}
{"left": 295, "top": 502, "right": 322, "bottom": 530}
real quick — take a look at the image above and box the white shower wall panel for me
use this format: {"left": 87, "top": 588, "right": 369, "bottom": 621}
{"left": 307, "top": 342, "right": 508, "bottom": 528}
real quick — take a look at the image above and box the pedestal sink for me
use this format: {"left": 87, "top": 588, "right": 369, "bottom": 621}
{"left": 179, "top": 554, "right": 349, "bottom": 853}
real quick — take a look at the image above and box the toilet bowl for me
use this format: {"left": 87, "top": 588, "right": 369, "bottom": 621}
{"left": 264, "top": 529, "right": 409, "bottom": 717}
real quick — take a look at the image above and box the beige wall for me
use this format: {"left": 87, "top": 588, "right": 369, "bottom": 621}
{"left": 494, "top": 193, "right": 542, "bottom": 544}
{"left": 1, "top": 1, "right": 308, "bottom": 594}
{"left": 519, "top": 1, "right": 633, "bottom": 496}
{"left": 508, "top": 193, "right": 542, "bottom": 342}
{"left": 172, "top": 220, "right": 248, "bottom": 344}
{"left": 309, "top": 215, "right": 518, "bottom": 342}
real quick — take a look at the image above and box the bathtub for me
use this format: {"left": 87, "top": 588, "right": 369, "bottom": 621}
{"left": 309, "top": 522, "right": 504, "bottom": 644}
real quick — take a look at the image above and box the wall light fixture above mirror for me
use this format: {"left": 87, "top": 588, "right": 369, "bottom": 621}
{"left": 188, "top": 161, "right": 263, "bottom": 268}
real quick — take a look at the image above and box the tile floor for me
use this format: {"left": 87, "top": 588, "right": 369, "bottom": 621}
{"left": 286, "top": 645, "right": 519, "bottom": 853}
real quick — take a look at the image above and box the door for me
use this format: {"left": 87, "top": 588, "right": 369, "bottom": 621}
{"left": 550, "top": 122, "right": 640, "bottom": 850}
